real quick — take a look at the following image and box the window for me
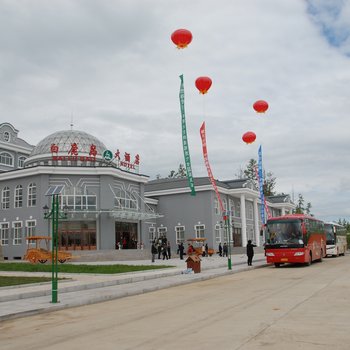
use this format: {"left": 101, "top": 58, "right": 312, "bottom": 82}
{"left": 215, "top": 224, "right": 221, "bottom": 243}
{"left": 18, "top": 156, "right": 26, "bottom": 168}
{"left": 158, "top": 226, "right": 167, "bottom": 238}
{"left": 0, "top": 152, "right": 13, "bottom": 166}
{"left": 0, "top": 222, "right": 9, "bottom": 245}
{"left": 229, "top": 199, "right": 235, "bottom": 218}
{"left": 149, "top": 226, "right": 156, "bottom": 243}
{"left": 61, "top": 187, "right": 97, "bottom": 210}
{"left": 195, "top": 224, "right": 205, "bottom": 239}
{"left": 175, "top": 226, "right": 185, "bottom": 244}
{"left": 1, "top": 187, "right": 10, "bottom": 209}
{"left": 26, "top": 220, "right": 36, "bottom": 238}
{"left": 27, "top": 183, "right": 37, "bottom": 207}
{"left": 214, "top": 198, "right": 219, "bottom": 215}
{"left": 14, "top": 185, "right": 23, "bottom": 208}
{"left": 114, "top": 188, "right": 138, "bottom": 211}
{"left": 247, "top": 202, "right": 253, "bottom": 220}
{"left": 4, "top": 131, "right": 10, "bottom": 142}
{"left": 223, "top": 198, "right": 227, "bottom": 211}
{"left": 12, "top": 221, "right": 22, "bottom": 245}
{"left": 235, "top": 202, "right": 241, "bottom": 218}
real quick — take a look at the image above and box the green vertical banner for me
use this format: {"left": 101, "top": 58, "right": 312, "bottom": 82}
{"left": 179, "top": 74, "right": 196, "bottom": 196}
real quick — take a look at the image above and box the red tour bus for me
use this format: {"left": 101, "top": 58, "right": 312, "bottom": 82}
{"left": 264, "top": 214, "right": 326, "bottom": 267}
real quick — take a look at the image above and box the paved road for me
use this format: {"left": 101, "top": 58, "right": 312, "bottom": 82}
{"left": 1, "top": 255, "right": 350, "bottom": 350}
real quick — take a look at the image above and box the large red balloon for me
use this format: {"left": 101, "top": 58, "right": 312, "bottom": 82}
{"left": 195, "top": 76, "right": 212, "bottom": 94}
{"left": 171, "top": 29, "right": 192, "bottom": 49}
{"left": 253, "top": 100, "right": 269, "bottom": 113}
{"left": 242, "top": 131, "right": 256, "bottom": 144}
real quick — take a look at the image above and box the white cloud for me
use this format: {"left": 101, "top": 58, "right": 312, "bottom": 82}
{"left": 1, "top": 0, "right": 350, "bottom": 222}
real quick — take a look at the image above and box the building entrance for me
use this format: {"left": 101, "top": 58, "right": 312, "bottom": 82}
{"left": 115, "top": 222, "right": 137, "bottom": 249}
{"left": 233, "top": 228, "right": 242, "bottom": 247}
{"left": 58, "top": 221, "right": 96, "bottom": 250}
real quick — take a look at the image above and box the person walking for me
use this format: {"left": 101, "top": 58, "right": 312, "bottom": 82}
{"left": 218, "top": 243, "right": 223, "bottom": 257}
{"left": 246, "top": 239, "right": 256, "bottom": 266}
{"left": 162, "top": 244, "right": 168, "bottom": 260}
{"left": 151, "top": 241, "right": 157, "bottom": 263}
{"left": 179, "top": 242, "right": 184, "bottom": 260}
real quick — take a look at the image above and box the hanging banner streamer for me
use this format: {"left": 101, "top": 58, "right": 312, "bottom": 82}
{"left": 179, "top": 75, "right": 196, "bottom": 196}
{"left": 200, "top": 122, "right": 224, "bottom": 213}
{"left": 257, "top": 145, "right": 266, "bottom": 224}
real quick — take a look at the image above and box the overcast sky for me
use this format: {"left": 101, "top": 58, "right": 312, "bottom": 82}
{"left": 1, "top": 0, "right": 349, "bottom": 222}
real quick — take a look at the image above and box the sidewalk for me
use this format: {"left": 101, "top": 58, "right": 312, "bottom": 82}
{"left": 0, "top": 254, "right": 268, "bottom": 321}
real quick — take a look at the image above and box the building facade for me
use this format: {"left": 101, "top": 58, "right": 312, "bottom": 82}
{"left": 0, "top": 123, "right": 295, "bottom": 260}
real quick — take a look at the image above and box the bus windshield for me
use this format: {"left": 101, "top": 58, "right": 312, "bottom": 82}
{"left": 265, "top": 220, "right": 303, "bottom": 247}
{"left": 325, "top": 224, "right": 335, "bottom": 244}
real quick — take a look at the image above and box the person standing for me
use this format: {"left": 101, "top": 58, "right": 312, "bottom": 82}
{"left": 218, "top": 243, "right": 223, "bottom": 257}
{"left": 205, "top": 243, "right": 209, "bottom": 257}
{"left": 167, "top": 241, "right": 171, "bottom": 259}
{"left": 151, "top": 241, "right": 157, "bottom": 263}
{"left": 246, "top": 239, "right": 256, "bottom": 266}
{"left": 157, "top": 242, "right": 162, "bottom": 259}
{"left": 179, "top": 242, "right": 184, "bottom": 260}
{"left": 223, "top": 242, "right": 228, "bottom": 257}
{"left": 162, "top": 244, "right": 168, "bottom": 260}
{"left": 201, "top": 244, "right": 206, "bottom": 257}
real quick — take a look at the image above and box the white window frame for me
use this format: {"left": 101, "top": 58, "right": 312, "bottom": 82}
{"left": 18, "top": 156, "right": 26, "bottom": 168}
{"left": 26, "top": 220, "right": 36, "bottom": 238}
{"left": 195, "top": 224, "right": 205, "bottom": 239}
{"left": 234, "top": 202, "right": 241, "bottom": 218}
{"left": 4, "top": 131, "right": 10, "bottom": 142}
{"left": 157, "top": 227, "right": 167, "bottom": 238}
{"left": 247, "top": 202, "right": 253, "bottom": 220}
{"left": 1, "top": 187, "right": 10, "bottom": 209}
{"left": 214, "top": 198, "right": 219, "bottom": 215}
{"left": 114, "top": 188, "right": 138, "bottom": 211}
{"left": 0, "top": 152, "right": 14, "bottom": 167}
{"left": 12, "top": 221, "right": 23, "bottom": 245}
{"left": 175, "top": 225, "right": 185, "bottom": 244}
{"left": 223, "top": 198, "right": 227, "bottom": 211}
{"left": 149, "top": 226, "right": 156, "bottom": 243}
{"left": 215, "top": 224, "right": 221, "bottom": 243}
{"left": 27, "top": 183, "right": 37, "bottom": 207}
{"left": 62, "top": 187, "right": 97, "bottom": 211}
{"left": 14, "top": 185, "right": 23, "bottom": 208}
{"left": 0, "top": 222, "right": 9, "bottom": 245}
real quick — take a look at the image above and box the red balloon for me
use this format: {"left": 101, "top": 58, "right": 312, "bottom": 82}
{"left": 195, "top": 76, "right": 212, "bottom": 94}
{"left": 253, "top": 100, "right": 269, "bottom": 113}
{"left": 242, "top": 131, "right": 256, "bottom": 144}
{"left": 171, "top": 29, "right": 193, "bottom": 49}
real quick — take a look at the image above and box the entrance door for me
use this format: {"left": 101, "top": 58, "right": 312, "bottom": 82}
{"left": 115, "top": 222, "right": 138, "bottom": 249}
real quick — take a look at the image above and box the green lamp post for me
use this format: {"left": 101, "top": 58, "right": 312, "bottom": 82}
{"left": 43, "top": 195, "right": 68, "bottom": 303}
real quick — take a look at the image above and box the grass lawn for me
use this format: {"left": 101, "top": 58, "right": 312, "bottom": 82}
{"left": 0, "top": 262, "right": 173, "bottom": 274}
{"left": 0, "top": 275, "right": 53, "bottom": 287}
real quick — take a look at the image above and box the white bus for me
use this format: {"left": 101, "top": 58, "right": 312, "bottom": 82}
{"left": 325, "top": 222, "right": 347, "bottom": 257}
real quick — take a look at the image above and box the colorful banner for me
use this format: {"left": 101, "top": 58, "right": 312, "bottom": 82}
{"left": 200, "top": 122, "right": 224, "bottom": 213}
{"left": 179, "top": 75, "right": 196, "bottom": 196}
{"left": 257, "top": 145, "right": 266, "bottom": 224}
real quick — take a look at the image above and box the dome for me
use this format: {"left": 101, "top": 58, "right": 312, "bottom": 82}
{"left": 29, "top": 130, "right": 107, "bottom": 158}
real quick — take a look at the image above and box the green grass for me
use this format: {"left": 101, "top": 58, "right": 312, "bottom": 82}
{"left": 0, "top": 262, "right": 173, "bottom": 274}
{"left": 0, "top": 275, "right": 53, "bottom": 287}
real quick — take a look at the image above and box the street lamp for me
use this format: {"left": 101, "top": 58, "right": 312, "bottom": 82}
{"left": 43, "top": 195, "right": 68, "bottom": 303}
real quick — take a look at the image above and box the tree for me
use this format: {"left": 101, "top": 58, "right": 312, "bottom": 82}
{"left": 166, "top": 164, "right": 187, "bottom": 179}
{"left": 239, "top": 158, "right": 276, "bottom": 196}
{"left": 293, "top": 194, "right": 312, "bottom": 216}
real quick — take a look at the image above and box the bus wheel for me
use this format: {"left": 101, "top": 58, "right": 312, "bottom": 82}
{"left": 306, "top": 253, "right": 312, "bottom": 266}
{"left": 319, "top": 250, "right": 323, "bottom": 262}
{"left": 274, "top": 263, "right": 281, "bottom": 268}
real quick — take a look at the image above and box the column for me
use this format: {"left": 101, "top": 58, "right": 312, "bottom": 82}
{"left": 253, "top": 198, "right": 260, "bottom": 246}
{"left": 240, "top": 194, "right": 247, "bottom": 247}
{"left": 281, "top": 207, "right": 286, "bottom": 216}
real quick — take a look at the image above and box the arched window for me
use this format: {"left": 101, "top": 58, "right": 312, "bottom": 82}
{"left": 4, "top": 132, "right": 10, "bottom": 142}
{"left": 1, "top": 187, "right": 10, "bottom": 209}
{"left": 28, "top": 183, "right": 37, "bottom": 207}
{"left": 0, "top": 152, "right": 13, "bottom": 166}
{"left": 18, "top": 156, "right": 26, "bottom": 168}
{"left": 14, "top": 185, "right": 23, "bottom": 208}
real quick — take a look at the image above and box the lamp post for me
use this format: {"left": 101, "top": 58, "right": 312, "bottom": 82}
{"left": 43, "top": 195, "right": 68, "bottom": 303}
{"left": 223, "top": 212, "right": 232, "bottom": 270}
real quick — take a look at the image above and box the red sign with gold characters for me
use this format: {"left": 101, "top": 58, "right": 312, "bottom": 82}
{"left": 50, "top": 144, "right": 140, "bottom": 173}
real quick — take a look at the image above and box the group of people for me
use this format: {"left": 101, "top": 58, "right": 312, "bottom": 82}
{"left": 151, "top": 238, "right": 257, "bottom": 266}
